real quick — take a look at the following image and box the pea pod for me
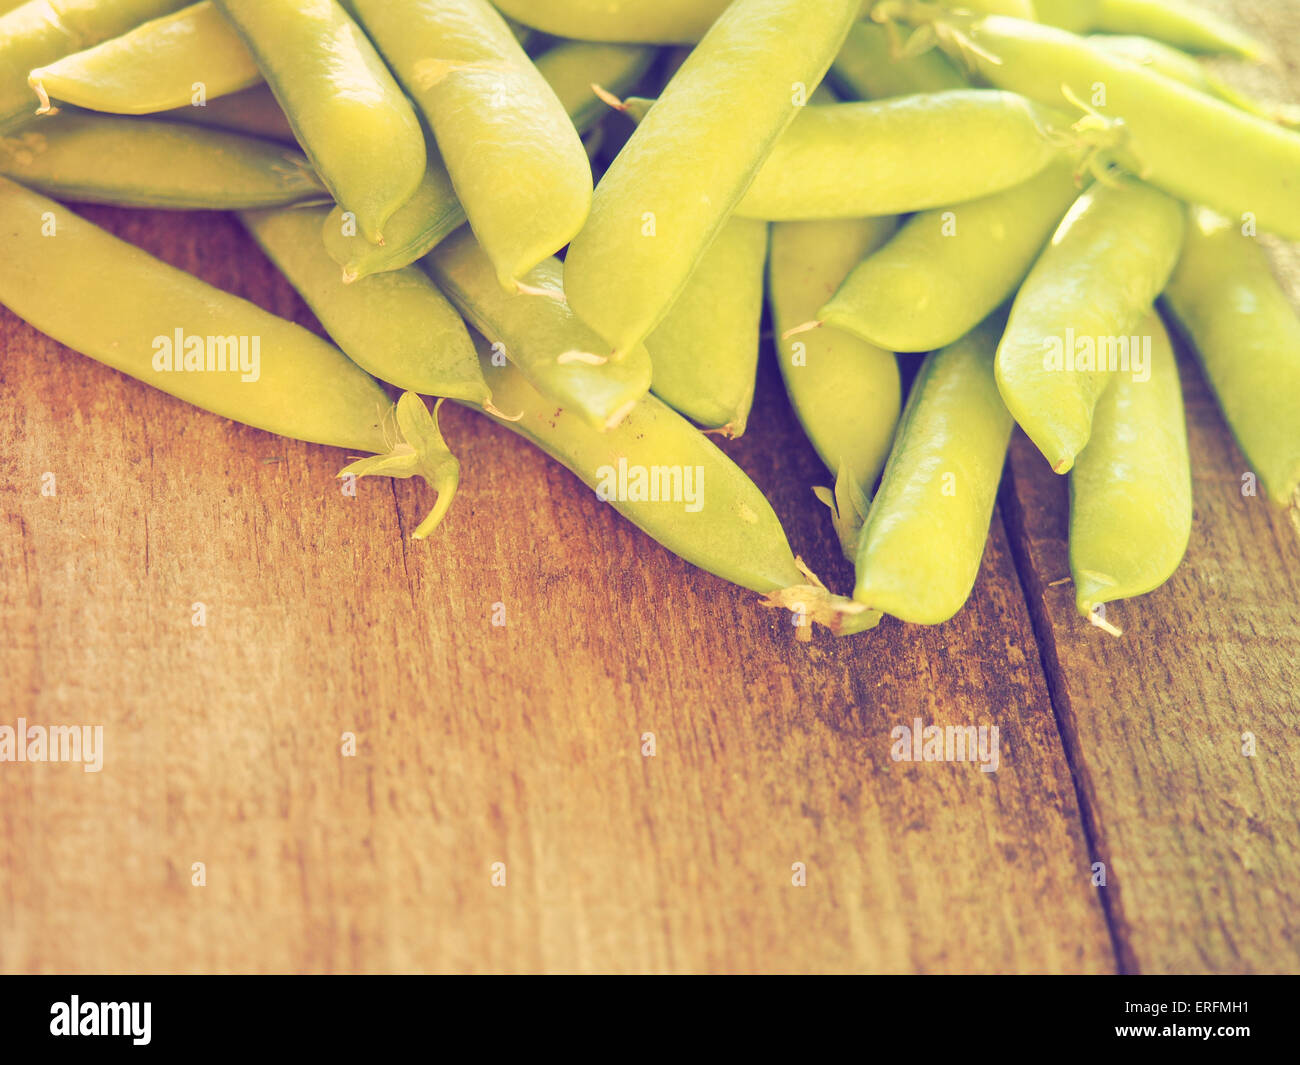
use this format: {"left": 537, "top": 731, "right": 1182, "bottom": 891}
{"left": 463, "top": 335, "right": 875, "bottom": 635}
{"left": 880, "top": 5, "right": 1300, "bottom": 241}
{"left": 564, "top": 0, "right": 862, "bottom": 358}
{"left": 768, "top": 216, "right": 901, "bottom": 492}
{"left": 424, "top": 228, "right": 651, "bottom": 432}
{"left": 819, "top": 157, "right": 1082, "bottom": 353}
{"left": 852, "top": 315, "right": 1014, "bottom": 626}
{"left": 1163, "top": 208, "right": 1300, "bottom": 513}
{"left": 645, "top": 217, "right": 769, "bottom": 437}
{"left": 214, "top": 0, "right": 426, "bottom": 245}
{"left": 1069, "top": 312, "right": 1191, "bottom": 630}
{"left": 0, "top": 112, "right": 323, "bottom": 208}
{"left": 161, "top": 84, "right": 295, "bottom": 143}
{"left": 1087, "top": 35, "right": 1299, "bottom": 128}
{"left": 0, "top": 176, "right": 458, "bottom": 536}
{"left": 995, "top": 175, "right": 1185, "bottom": 474}
{"left": 349, "top": 0, "right": 592, "bottom": 289}
{"left": 29, "top": 2, "right": 260, "bottom": 116}
{"left": 1035, "top": 0, "right": 1263, "bottom": 59}
{"left": 732, "top": 91, "right": 1070, "bottom": 220}
{"left": 321, "top": 40, "right": 652, "bottom": 284}
{"left": 488, "top": 0, "right": 731, "bottom": 44}
{"left": 241, "top": 206, "right": 491, "bottom": 406}
{"left": 829, "top": 20, "right": 966, "bottom": 100}
{"left": 0, "top": 0, "right": 189, "bottom": 132}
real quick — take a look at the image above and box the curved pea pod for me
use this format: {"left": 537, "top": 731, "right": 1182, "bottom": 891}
{"left": 462, "top": 334, "right": 876, "bottom": 635}
{"left": 852, "top": 315, "right": 1014, "bottom": 626}
{"left": 1069, "top": 312, "right": 1191, "bottom": 631}
{"left": 883, "top": 6, "right": 1300, "bottom": 241}
{"left": 28, "top": 2, "right": 261, "bottom": 116}
{"left": 820, "top": 157, "right": 1082, "bottom": 353}
{"left": 1163, "top": 208, "right": 1300, "bottom": 514}
{"left": 645, "top": 217, "right": 768, "bottom": 437}
{"left": 0, "top": 177, "right": 460, "bottom": 535}
{"left": 0, "top": 112, "right": 323, "bottom": 208}
{"left": 1087, "top": 35, "right": 1300, "bottom": 129}
{"left": 0, "top": 0, "right": 189, "bottom": 132}
{"left": 214, "top": 0, "right": 425, "bottom": 246}
{"left": 240, "top": 206, "right": 491, "bottom": 406}
{"left": 1040, "top": 0, "right": 1265, "bottom": 59}
{"left": 995, "top": 175, "right": 1185, "bottom": 474}
{"left": 489, "top": 0, "right": 731, "bottom": 44}
{"left": 829, "top": 20, "right": 966, "bottom": 100}
{"left": 349, "top": 0, "right": 591, "bottom": 290}
{"left": 161, "top": 85, "right": 295, "bottom": 143}
{"left": 768, "top": 216, "right": 901, "bottom": 496}
{"left": 564, "top": 0, "right": 862, "bottom": 358}
{"left": 733, "top": 91, "right": 1070, "bottom": 221}
{"left": 424, "top": 228, "right": 651, "bottom": 432}
{"left": 320, "top": 39, "right": 650, "bottom": 285}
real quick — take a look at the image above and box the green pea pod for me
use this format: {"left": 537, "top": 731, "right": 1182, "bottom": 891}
{"left": 214, "top": 0, "right": 425, "bottom": 246}
{"left": 0, "top": 111, "right": 323, "bottom": 208}
{"left": 852, "top": 314, "right": 1014, "bottom": 626}
{"left": 161, "top": 84, "right": 295, "bottom": 143}
{"left": 768, "top": 216, "right": 901, "bottom": 494}
{"left": 489, "top": 0, "right": 731, "bottom": 43}
{"left": 645, "top": 217, "right": 769, "bottom": 437}
{"left": 424, "top": 227, "right": 651, "bottom": 432}
{"left": 463, "top": 334, "right": 876, "bottom": 635}
{"left": 348, "top": 0, "right": 591, "bottom": 290}
{"left": 1087, "top": 35, "right": 1300, "bottom": 129}
{"left": 1069, "top": 311, "right": 1191, "bottom": 630}
{"left": 1163, "top": 208, "right": 1300, "bottom": 513}
{"left": 0, "top": 0, "right": 189, "bottom": 132}
{"left": 28, "top": 2, "right": 261, "bottom": 116}
{"left": 820, "top": 157, "right": 1083, "bottom": 353}
{"left": 733, "top": 91, "right": 1070, "bottom": 220}
{"left": 1050, "top": 0, "right": 1265, "bottom": 59}
{"left": 881, "top": 6, "right": 1299, "bottom": 240}
{"left": 829, "top": 20, "right": 966, "bottom": 100}
{"left": 996, "top": 175, "right": 1185, "bottom": 474}
{"left": 240, "top": 206, "right": 491, "bottom": 406}
{"left": 321, "top": 40, "right": 651, "bottom": 284}
{"left": 564, "top": 0, "right": 862, "bottom": 358}
{"left": 0, "top": 176, "right": 460, "bottom": 536}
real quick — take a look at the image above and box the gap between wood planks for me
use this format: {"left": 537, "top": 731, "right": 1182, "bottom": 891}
{"left": 996, "top": 473, "right": 1140, "bottom": 975}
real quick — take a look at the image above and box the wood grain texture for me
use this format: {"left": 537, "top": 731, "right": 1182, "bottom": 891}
{"left": 1, "top": 0, "right": 1296, "bottom": 975}
{"left": 0, "top": 209, "right": 1111, "bottom": 974}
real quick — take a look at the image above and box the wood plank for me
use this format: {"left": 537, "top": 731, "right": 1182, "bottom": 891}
{"left": 0, "top": 207, "right": 1111, "bottom": 973}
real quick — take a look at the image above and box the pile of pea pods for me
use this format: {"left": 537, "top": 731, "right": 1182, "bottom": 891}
{"left": 3, "top": 0, "right": 1298, "bottom": 637}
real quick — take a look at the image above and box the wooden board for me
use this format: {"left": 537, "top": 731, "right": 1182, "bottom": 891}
{"left": 0, "top": 0, "right": 1296, "bottom": 974}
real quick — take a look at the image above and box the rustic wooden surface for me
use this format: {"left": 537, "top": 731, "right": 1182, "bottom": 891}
{"left": 1, "top": 0, "right": 1297, "bottom": 974}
